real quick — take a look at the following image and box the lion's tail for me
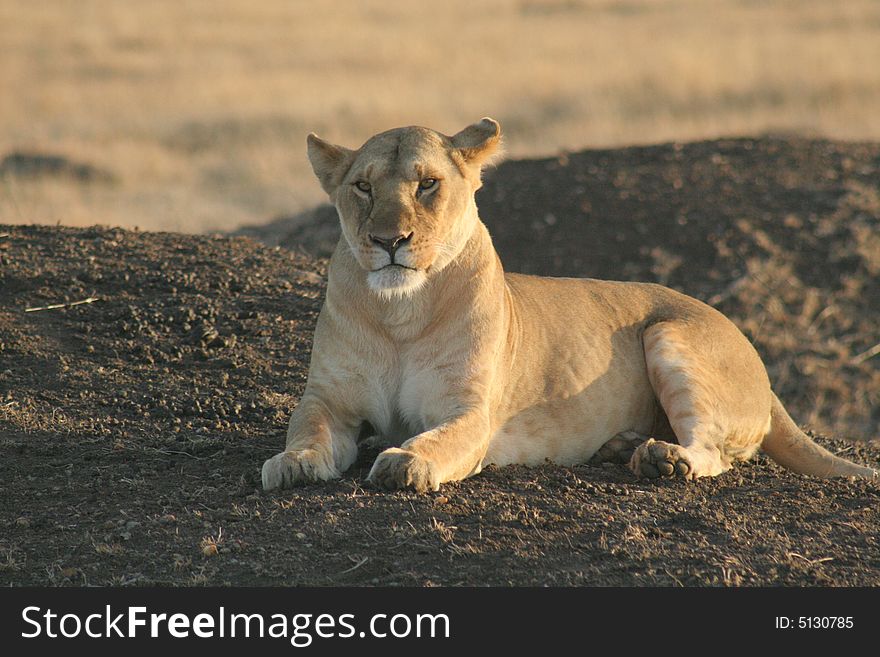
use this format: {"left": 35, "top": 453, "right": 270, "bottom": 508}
{"left": 761, "top": 393, "right": 877, "bottom": 479}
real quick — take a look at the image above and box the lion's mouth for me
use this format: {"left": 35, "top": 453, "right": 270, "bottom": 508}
{"left": 372, "top": 263, "right": 418, "bottom": 272}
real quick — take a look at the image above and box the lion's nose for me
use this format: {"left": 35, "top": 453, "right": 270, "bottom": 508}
{"left": 369, "top": 232, "right": 413, "bottom": 257}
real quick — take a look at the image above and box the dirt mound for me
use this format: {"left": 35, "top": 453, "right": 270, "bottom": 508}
{"left": 279, "top": 137, "right": 880, "bottom": 440}
{"left": 2, "top": 137, "right": 880, "bottom": 587}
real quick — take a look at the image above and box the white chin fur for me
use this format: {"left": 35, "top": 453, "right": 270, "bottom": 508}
{"left": 367, "top": 266, "right": 428, "bottom": 299}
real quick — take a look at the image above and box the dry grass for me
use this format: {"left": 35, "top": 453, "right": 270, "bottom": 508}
{"left": 2, "top": 0, "right": 880, "bottom": 232}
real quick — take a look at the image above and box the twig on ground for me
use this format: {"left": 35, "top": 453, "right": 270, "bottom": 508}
{"left": 850, "top": 342, "right": 880, "bottom": 365}
{"left": 335, "top": 555, "right": 369, "bottom": 576}
{"left": 25, "top": 297, "right": 100, "bottom": 313}
{"left": 147, "top": 448, "right": 205, "bottom": 460}
{"left": 787, "top": 552, "right": 833, "bottom": 565}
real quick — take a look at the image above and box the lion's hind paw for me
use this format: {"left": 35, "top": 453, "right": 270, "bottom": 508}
{"left": 629, "top": 438, "right": 693, "bottom": 480}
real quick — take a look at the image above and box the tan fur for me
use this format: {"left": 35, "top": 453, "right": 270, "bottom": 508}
{"left": 261, "top": 118, "right": 878, "bottom": 492}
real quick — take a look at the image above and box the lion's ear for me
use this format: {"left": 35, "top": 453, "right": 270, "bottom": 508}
{"left": 307, "top": 133, "right": 354, "bottom": 196}
{"left": 451, "top": 118, "right": 503, "bottom": 166}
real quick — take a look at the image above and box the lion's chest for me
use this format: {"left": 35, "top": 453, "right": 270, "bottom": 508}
{"left": 362, "top": 345, "right": 453, "bottom": 443}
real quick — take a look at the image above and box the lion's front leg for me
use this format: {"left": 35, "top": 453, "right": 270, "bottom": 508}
{"left": 261, "top": 395, "right": 359, "bottom": 490}
{"left": 367, "top": 411, "right": 490, "bottom": 493}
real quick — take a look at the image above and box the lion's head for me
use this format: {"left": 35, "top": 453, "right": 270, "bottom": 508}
{"left": 306, "top": 118, "right": 502, "bottom": 298}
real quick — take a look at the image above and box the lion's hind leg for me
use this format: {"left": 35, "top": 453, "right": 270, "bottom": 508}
{"left": 632, "top": 320, "right": 772, "bottom": 480}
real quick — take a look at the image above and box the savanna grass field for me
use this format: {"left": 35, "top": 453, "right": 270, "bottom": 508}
{"left": 1, "top": 0, "right": 880, "bottom": 594}
{"left": 3, "top": 0, "right": 880, "bottom": 232}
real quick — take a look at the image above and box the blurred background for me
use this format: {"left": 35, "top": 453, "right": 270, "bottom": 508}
{"left": 2, "top": 0, "right": 880, "bottom": 234}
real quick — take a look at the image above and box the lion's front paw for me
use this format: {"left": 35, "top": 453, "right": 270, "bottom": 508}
{"left": 360, "top": 434, "right": 391, "bottom": 450}
{"left": 629, "top": 438, "right": 694, "bottom": 480}
{"left": 367, "top": 448, "right": 439, "bottom": 493}
{"left": 590, "top": 430, "right": 650, "bottom": 465}
{"left": 262, "top": 448, "right": 340, "bottom": 490}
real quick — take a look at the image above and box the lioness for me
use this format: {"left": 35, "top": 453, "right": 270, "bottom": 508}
{"left": 262, "top": 118, "right": 877, "bottom": 492}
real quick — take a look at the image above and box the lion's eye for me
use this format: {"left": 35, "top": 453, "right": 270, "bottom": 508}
{"left": 355, "top": 181, "right": 371, "bottom": 193}
{"left": 418, "top": 178, "right": 438, "bottom": 191}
